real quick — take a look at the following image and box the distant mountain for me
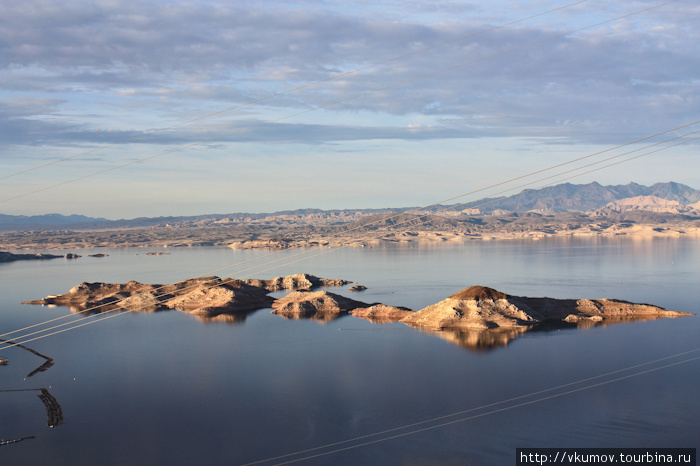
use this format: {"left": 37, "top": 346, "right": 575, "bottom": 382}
{"left": 590, "top": 195, "right": 694, "bottom": 216}
{"left": 1, "top": 182, "right": 698, "bottom": 232}
{"left": 0, "top": 213, "right": 108, "bottom": 231}
{"left": 454, "top": 182, "right": 700, "bottom": 213}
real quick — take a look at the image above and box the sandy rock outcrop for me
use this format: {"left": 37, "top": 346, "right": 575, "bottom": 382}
{"left": 23, "top": 274, "right": 352, "bottom": 318}
{"left": 271, "top": 291, "right": 369, "bottom": 319}
{"left": 244, "top": 273, "right": 350, "bottom": 292}
{"left": 400, "top": 285, "right": 691, "bottom": 331}
{"left": 350, "top": 304, "right": 414, "bottom": 323}
{"left": 229, "top": 239, "right": 294, "bottom": 249}
{"left": 23, "top": 277, "right": 274, "bottom": 317}
{"left": 163, "top": 279, "right": 274, "bottom": 316}
{"left": 589, "top": 195, "right": 688, "bottom": 215}
{"left": 39, "top": 280, "right": 161, "bottom": 310}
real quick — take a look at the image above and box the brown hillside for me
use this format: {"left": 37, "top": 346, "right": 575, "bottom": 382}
{"left": 449, "top": 286, "right": 508, "bottom": 301}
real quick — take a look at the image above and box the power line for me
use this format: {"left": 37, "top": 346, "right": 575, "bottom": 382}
{"left": 240, "top": 348, "right": 700, "bottom": 465}
{"left": 0, "top": 0, "right": 682, "bottom": 205}
{"left": 0, "top": 0, "right": 589, "bottom": 182}
{"left": 2, "top": 132, "right": 696, "bottom": 464}
{"left": 2, "top": 120, "right": 696, "bottom": 344}
{"left": 3, "top": 129, "right": 698, "bottom": 347}
{"left": 1, "top": 125, "right": 695, "bottom": 346}
{"left": 260, "top": 355, "right": 700, "bottom": 465}
{"left": 0, "top": 1, "right": 693, "bottom": 460}
{"left": 2, "top": 129, "right": 696, "bottom": 351}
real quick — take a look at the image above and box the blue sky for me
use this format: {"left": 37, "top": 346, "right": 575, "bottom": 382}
{"left": 1, "top": 0, "right": 698, "bottom": 218}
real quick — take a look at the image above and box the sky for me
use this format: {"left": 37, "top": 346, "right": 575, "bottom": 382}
{"left": 1, "top": 0, "right": 698, "bottom": 219}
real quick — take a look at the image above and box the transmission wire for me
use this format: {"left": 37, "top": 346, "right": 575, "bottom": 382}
{"left": 241, "top": 349, "right": 700, "bottom": 465}
{"left": 0, "top": 0, "right": 691, "bottom": 348}
{"left": 1, "top": 126, "right": 696, "bottom": 344}
{"left": 1, "top": 131, "right": 695, "bottom": 350}
{"left": 261, "top": 355, "right": 700, "bottom": 465}
{"left": 3, "top": 119, "right": 694, "bottom": 342}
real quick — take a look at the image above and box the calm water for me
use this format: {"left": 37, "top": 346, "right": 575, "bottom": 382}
{"left": 1, "top": 237, "right": 699, "bottom": 465}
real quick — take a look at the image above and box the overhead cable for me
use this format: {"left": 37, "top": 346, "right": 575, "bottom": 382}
{"left": 1, "top": 130, "right": 696, "bottom": 350}
{"left": 1, "top": 120, "right": 697, "bottom": 343}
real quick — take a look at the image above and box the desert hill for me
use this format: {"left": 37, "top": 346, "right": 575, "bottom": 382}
{"left": 590, "top": 195, "right": 700, "bottom": 215}
{"left": 2, "top": 181, "right": 699, "bottom": 250}
{"left": 453, "top": 181, "right": 700, "bottom": 213}
{"left": 400, "top": 285, "right": 691, "bottom": 331}
{"left": 2, "top": 182, "right": 698, "bottom": 233}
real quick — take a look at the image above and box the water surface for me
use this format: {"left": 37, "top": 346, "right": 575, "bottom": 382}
{"left": 1, "top": 237, "right": 698, "bottom": 465}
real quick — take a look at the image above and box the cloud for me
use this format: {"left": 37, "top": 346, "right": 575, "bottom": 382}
{"left": 0, "top": 0, "right": 698, "bottom": 151}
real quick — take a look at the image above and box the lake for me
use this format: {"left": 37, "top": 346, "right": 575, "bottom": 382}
{"left": 1, "top": 237, "right": 699, "bottom": 465}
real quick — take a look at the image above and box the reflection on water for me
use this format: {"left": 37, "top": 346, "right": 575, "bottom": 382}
{"left": 418, "top": 316, "right": 685, "bottom": 351}
{"left": 422, "top": 327, "right": 529, "bottom": 351}
{"left": 187, "top": 310, "right": 255, "bottom": 324}
{"left": 356, "top": 316, "right": 401, "bottom": 324}
{"left": 48, "top": 303, "right": 164, "bottom": 315}
{"left": 55, "top": 302, "right": 258, "bottom": 324}
{"left": 272, "top": 309, "right": 347, "bottom": 323}
{"left": 1, "top": 240, "right": 698, "bottom": 465}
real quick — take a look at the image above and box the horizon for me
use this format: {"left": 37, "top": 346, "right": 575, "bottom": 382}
{"left": 2, "top": 179, "right": 698, "bottom": 221}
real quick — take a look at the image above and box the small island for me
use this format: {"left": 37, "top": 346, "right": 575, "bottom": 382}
{"left": 400, "top": 285, "right": 691, "bottom": 330}
{"left": 0, "top": 251, "right": 81, "bottom": 262}
{"left": 22, "top": 274, "right": 349, "bottom": 318}
{"left": 22, "top": 278, "right": 691, "bottom": 350}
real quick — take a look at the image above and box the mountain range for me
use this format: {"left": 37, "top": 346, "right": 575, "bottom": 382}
{"left": 451, "top": 181, "right": 700, "bottom": 214}
{"left": 1, "top": 181, "right": 698, "bottom": 232}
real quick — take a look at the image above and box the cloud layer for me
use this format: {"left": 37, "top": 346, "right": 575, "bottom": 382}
{"left": 1, "top": 0, "right": 698, "bottom": 216}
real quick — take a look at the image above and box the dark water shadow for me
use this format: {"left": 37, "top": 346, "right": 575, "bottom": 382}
{"left": 0, "top": 387, "right": 64, "bottom": 438}
{"left": 38, "top": 388, "right": 64, "bottom": 427}
{"left": 0, "top": 338, "right": 54, "bottom": 377}
{"left": 0, "top": 436, "right": 36, "bottom": 447}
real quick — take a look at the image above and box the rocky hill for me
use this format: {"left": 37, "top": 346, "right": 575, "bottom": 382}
{"left": 2, "top": 182, "right": 698, "bottom": 233}
{"left": 2, "top": 182, "right": 699, "bottom": 250}
{"left": 590, "top": 195, "right": 700, "bottom": 216}
{"left": 451, "top": 181, "right": 700, "bottom": 213}
{"left": 400, "top": 285, "right": 691, "bottom": 331}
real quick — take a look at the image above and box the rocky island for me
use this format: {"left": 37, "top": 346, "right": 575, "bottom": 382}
{"left": 0, "top": 251, "right": 81, "bottom": 262}
{"left": 271, "top": 290, "right": 370, "bottom": 321}
{"left": 22, "top": 273, "right": 351, "bottom": 320}
{"left": 400, "top": 285, "right": 691, "bottom": 330}
{"left": 22, "top": 277, "right": 692, "bottom": 350}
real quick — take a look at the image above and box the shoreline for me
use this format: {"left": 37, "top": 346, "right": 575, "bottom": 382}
{"left": 2, "top": 210, "right": 699, "bottom": 251}
{"left": 1, "top": 224, "right": 699, "bottom": 252}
